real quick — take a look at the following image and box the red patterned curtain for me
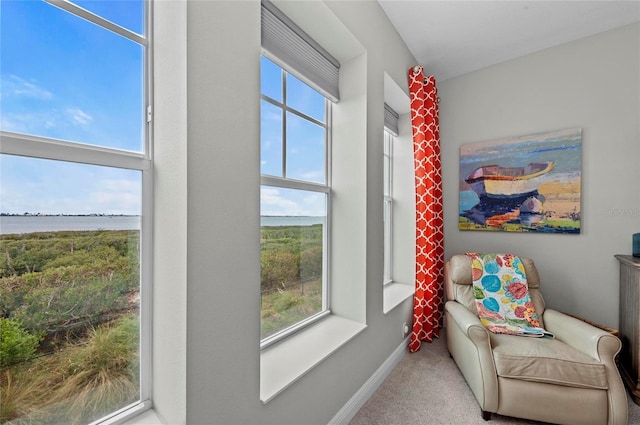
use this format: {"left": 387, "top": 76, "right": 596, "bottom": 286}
{"left": 408, "top": 66, "right": 445, "bottom": 353}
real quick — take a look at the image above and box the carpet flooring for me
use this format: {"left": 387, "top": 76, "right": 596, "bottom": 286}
{"left": 349, "top": 334, "right": 640, "bottom": 425}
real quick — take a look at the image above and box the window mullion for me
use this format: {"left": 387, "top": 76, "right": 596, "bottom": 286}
{"left": 284, "top": 105, "right": 327, "bottom": 129}
{"left": 281, "top": 68, "right": 287, "bottom": 178}
{"left": 261, "top": 175, "right": 329, "bottom": 193}
{"left": 325, "top": 99, "right": 331, "bottom": 186}
{"left": 0, "top": 131, "right": 150, "bottom": 171}
{"left": 45, "top": 0, "right": 147, "bottom": 45}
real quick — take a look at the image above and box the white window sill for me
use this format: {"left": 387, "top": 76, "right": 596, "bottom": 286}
{"left": 122, "top": 409, "right": 163, "bottom": 425}
{"left": 383, "top": 282, "right": 414, "bottom": 314}
{"left": 260, "top": 315, "right": 366, "bottom": 403}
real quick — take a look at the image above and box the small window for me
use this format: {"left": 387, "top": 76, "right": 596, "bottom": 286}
{"left": 260, "top": 56, "right": 330, "bottom": 346}
{"left": 383, "top": 130, "right": 394, "bottom": 284}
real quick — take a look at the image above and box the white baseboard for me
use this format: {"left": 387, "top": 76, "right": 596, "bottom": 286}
{"left": 328, "top": 337, "right": 409, "bottom": 425}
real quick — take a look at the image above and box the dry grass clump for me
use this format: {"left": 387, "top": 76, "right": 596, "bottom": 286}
{"left": 0, "top": 314, "right": 139, "bottom": 425}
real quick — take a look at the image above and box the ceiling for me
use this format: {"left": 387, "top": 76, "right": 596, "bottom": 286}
{"left": 378, "top": 0, "right": 640, "bottom": 83}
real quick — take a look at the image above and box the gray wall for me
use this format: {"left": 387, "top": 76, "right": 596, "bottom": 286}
{"left": 152, "top": 1, "right": 416, "bottom": 424}
{"left": 439, "top": 23, "right": 640, "bottom": 329}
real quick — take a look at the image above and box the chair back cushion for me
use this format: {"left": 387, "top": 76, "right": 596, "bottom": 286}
{"left": 445, "top": 254, "right": 546, "bottom": 327}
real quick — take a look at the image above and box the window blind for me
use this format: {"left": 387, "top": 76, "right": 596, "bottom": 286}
{"left": 261, "top": 0, "right": 340, "bottom": 102}
{"left": 384, "top": 103, "right": 399, "bottom": 136}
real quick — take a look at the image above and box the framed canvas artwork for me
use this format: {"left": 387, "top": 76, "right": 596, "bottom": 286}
{"left": 459, "top": 128, "right": 582, "bottom": 233}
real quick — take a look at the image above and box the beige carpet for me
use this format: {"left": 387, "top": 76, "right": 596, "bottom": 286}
{"left": 349, "top": 334, "right": 640, "bottom": 425}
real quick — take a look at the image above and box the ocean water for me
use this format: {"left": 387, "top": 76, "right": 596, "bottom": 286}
{"left": 0, "top": 215, "right": 324, "bottom": 235}
{"left": 261, "top": 216, "right": 324, "bottom": 227}
{"left": 0, "top": 216, "right": 141, "bottom": 235}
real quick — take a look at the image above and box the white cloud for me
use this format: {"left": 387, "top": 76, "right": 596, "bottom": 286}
{"left": 90, "top": 178, "right": 141, "bottom": 215}
{"left": 67, "top": 107, "right": 93, "bottom": 125}
{"left": 261, "top": 187, "right": 299, "bottom": 215}
{"left": 0, "top": 107, "right": 93, "bottom": 135}
{"left": 1, "top": 74, "right": 53, "bottom": 100}
{"left": 0, "top": 111, "right": 59, "bottom": 134}
{"left": 0, "top": 130, "right": 140, "bottom": 216}
{"left": 260, "top": 187, "right": 325, "bottom": 216}
{"left": 298, "top": 169, "right": 324, "bottom": 182}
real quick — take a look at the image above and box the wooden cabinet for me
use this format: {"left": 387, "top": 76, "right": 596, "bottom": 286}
{"left": 615, "top": 255, "right": 640, "bottom": 405}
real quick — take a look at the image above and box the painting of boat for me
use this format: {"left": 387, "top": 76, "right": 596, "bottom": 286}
{"left": 459, "top": 128, "right": 582, "bottom": 234}
{"left": 465, "top": 161, "right": 554, "bottom": 199}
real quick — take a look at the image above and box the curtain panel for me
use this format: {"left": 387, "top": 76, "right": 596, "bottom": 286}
{"left": 408, "top": 66, "right": 445, "bottom": 353}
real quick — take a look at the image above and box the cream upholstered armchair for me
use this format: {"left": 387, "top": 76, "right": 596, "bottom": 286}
{"left": 445, "top": 254, "right": 628, "bottom": 425}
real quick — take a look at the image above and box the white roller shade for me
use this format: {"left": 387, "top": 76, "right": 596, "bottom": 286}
{"left": 384, "top": 103, "right": 399, "bottom": 136}
{"left": 261, "top": 0, "right": 340, "bottom": 102}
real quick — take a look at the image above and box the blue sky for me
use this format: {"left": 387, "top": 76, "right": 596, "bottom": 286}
{"left": 1, "top": 0, "right": 144, "bottom": 215}
{"left": 260, "top": 56, "right": 327, "bottom": 217}
{"left": 0, "top": 2, "right": 325, "bottom": 217}
{"left": 1, "top": 0, "right": 144, "bottom": 149}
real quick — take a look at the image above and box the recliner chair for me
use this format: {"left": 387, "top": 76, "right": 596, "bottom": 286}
{"left": 445, "top": 254, "right": 628, "bottom": 425}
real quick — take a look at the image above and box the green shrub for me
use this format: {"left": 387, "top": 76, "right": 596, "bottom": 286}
{"left": 260, "top": 250, "right": 299, "bottom": 292}
{"left": 0, "top": 318, "right": 41, "bottom": 368}
{"left": 300, "top": 246, "right": 322, "bottom": 281}
{"left": 1, "top": 230, "right": 139, "bottom": 336}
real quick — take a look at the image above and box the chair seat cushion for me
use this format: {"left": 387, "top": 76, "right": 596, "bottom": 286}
{"left": 490, "top": 334, "right": 608, "bottom": 389}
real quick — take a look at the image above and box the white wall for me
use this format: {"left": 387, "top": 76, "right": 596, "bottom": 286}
{"left": 151, "top": 1, "right": 418, "bottom": 424}
{"left": 439, "top": 23, "right": 640, "bottom": 329}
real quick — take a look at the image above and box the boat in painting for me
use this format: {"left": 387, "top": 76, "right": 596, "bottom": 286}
{"left": 465, "top": 161, "right": 554, "bottom": 199}
{"left": 461, "top": 161, "right": 554, "bottom": 228}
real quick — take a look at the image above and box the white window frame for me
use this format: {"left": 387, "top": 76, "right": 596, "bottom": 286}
{"left": 0, "top": 1, "right": 153, "bottom": 423}
{"left": 259, "top": 56, "right": 332, "bottom": 349}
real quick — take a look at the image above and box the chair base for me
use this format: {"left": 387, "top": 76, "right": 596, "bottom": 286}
{"left": 482, "top": 410, "right": 492, "bottom": 421}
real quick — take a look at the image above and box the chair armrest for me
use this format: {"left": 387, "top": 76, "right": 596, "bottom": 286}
{"left": 445, "top": 301, "right": 498, "bottom": 413}
{"left": 543, "top": 309, "right": 628, "bottom": 425}
{"left": 543, "top": 309, "right": 620, "bottom": 362}
{"left": 445, "top": 301, "right": 491, "bottom": 347}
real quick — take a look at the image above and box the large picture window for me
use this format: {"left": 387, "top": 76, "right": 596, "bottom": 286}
{"left": 260, "top": 55, "right": 330, "bottom": 345}
{"left": 0, "top": 1, "right": 151, "bottom": 423}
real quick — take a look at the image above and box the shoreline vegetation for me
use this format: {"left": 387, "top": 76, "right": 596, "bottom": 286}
{"left": 1, "top": 229, "right": 140, "bottom": 424}
{"left": 260, "top": 223, "right": 323, "bottom": 339}
{"left": 1, "top": 222, "right": 321, "bottom": 421}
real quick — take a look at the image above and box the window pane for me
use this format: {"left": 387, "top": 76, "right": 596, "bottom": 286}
{"left": 260, "top": 56, "right": 282, "bottom": 102}
{"left": 286, "top": 112, "right": 325, "bottom": 184}
{"left": 384, "top": 199, "right": 392, "bottom": 282}
{"left": 71, "top": 0, "right": 145, "bottom": 35}
{"left": 286, "top": 73, "right": 325, "bottom": 122}
{"left": 0, "top": 1, "right": 145, "bottom": 152}
{"left": 0, "top": 155, "right": 141, "bottom": 424}
{"left": 383, "top": 132, "right": 392, "bottom": 283}
{"left": 384, "top": 155, "right": 390, "bottom": 197}
{"left": 384, "top": 132, "right": 391, "bottom": 197}
{"left": 261, "top": 100, "right": 283, "bottom": 177}
{"left": 260, "top": 187, "right": 326, "bottom": 339}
